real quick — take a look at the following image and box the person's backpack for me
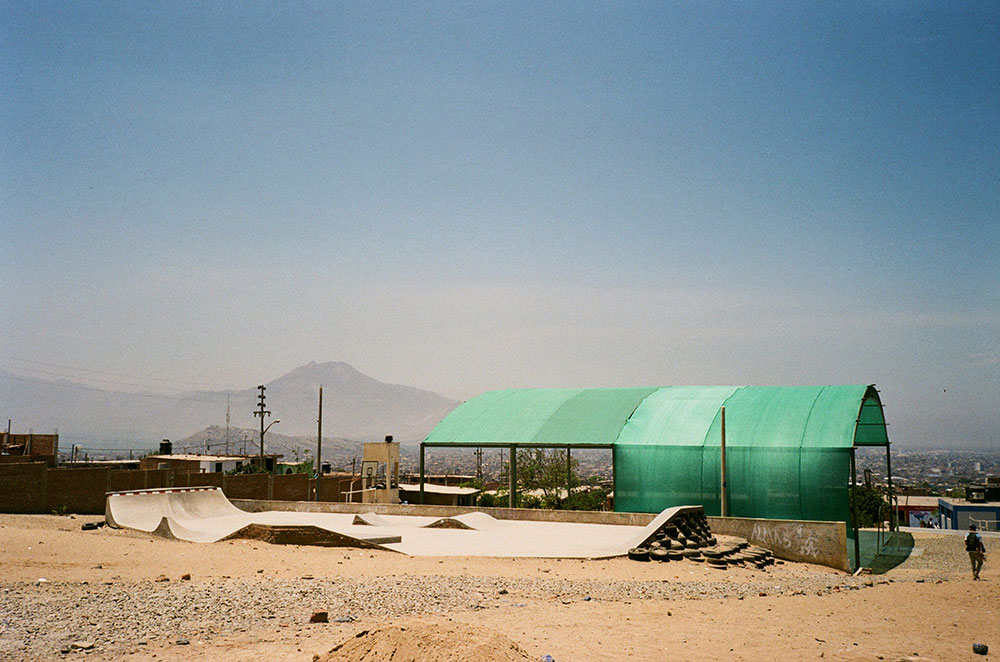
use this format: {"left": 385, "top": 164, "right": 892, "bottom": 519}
{"left": 966, "top": 532, "right": 981, "bottom": 552}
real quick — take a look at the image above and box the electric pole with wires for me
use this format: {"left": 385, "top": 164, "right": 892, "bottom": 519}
{"left": 254, "top": 385, "right": 271, "bottom": 468}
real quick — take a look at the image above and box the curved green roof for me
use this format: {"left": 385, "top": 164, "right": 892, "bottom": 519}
{"left": 425, "top": 385, "right": 888, "bottom": 449}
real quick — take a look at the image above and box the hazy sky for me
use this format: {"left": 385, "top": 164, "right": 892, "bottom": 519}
{"left": 2, "top": 2, "right": 998, "bottom": 448}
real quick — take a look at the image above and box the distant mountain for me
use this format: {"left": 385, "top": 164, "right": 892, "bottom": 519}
{"left": 0, "top": 362, "right": 460, "bottom": 451}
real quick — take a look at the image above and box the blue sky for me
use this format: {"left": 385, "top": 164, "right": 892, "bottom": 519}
{"left": 2, "top": 2, "right": 998, "bottom": 448}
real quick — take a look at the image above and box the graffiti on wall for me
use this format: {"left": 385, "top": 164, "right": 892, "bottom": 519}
{"left": 750, "top": 521, "right": 821, "bottom": 558}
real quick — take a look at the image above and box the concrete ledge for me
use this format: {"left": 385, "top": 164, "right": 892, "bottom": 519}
{"left": 708, "top": 515, "right": 848, "bottom": 572}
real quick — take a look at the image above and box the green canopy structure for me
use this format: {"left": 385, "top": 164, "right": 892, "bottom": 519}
{"left": 420, "top": 385, "right": 889, "bottom": 529}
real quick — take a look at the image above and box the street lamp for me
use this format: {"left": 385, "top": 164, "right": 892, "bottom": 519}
{"left": 260, "top": 419, "right": 280, "bottom": 469}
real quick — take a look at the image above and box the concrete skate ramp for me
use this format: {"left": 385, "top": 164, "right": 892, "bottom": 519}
{"left": 106, "top": 487, "right": 659, "bottom": 558}
{"left": 107, "top": 488, "right": 400, "bottom": 547}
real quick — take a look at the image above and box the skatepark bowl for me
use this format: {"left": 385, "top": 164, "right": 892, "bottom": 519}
{"left": 104, "top": 487, "right": 709, "bottom": 559}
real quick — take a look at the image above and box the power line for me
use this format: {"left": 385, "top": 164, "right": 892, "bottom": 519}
{"left": 0, "top": 355, "right": 240, "bottom": 391}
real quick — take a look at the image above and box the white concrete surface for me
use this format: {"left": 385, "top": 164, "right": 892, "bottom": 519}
{"left": 106, "top": 487, "right": 651, "bottom": 558}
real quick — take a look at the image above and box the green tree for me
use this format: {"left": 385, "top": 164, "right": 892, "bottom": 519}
{"left": 516, "top": 449, "right": 579, "bottom": 504}
{"left": 849, "top": 486, "right": 888, "bottom": 528}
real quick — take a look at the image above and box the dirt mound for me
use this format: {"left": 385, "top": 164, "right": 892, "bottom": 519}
{"left": 318, "top": 619, "right": 535, "bottom": 662}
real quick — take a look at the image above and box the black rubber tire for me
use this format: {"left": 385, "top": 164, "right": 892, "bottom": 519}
{"left": 628, "top": 547, "right": 650, "bottom": 562}
{"left": 650, "top": 547, "right": 670, "bottom": 562}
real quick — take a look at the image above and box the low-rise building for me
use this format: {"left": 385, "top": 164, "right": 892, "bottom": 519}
{"left": 139, "top": 453, "right": 279, "bottom": 474}
{"left": 938, "top": 497, "right": 1000, "bottom": 531}
{"left": 399, "top": 482, "right": 479, "bottom": 507}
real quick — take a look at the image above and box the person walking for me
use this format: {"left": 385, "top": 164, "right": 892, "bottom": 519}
{"left": 966, "top": 524, "right": 986, "bottom": 580}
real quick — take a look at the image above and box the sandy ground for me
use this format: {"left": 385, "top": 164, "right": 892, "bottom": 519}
{"left": 2, "top": 514, "right": 998, "bottom": 662}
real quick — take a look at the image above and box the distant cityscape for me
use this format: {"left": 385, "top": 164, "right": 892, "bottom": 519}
{"left": 856, "top": 447, "right": 1000, "bottom": 495}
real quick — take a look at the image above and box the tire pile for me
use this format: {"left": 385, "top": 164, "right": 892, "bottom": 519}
{"left": 626, "top": 509, "right": 775, "bottom": 570}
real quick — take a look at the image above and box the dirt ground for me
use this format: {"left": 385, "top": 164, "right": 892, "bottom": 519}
{"left": 2, "top": 514, "right": 998, "bottom": 662}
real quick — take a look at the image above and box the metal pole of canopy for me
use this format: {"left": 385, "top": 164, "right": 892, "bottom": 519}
{"left": 611, "top": 445, "right": 617, "bottom": 511}
{"left": 419, "top": 443, "right": 425, "bottom": 505}
{"left": 885, "top": 442, "right": 895, "bottom": 531}
{"left": 509, "top": 445, "right": 517, "bottom": 508}
{"left": 720, "top": 406, "right": 728, "bottom": 517}
{"left": 566, "top": 448, "right": 572, "bottom": 501}
{"left": 850, "top": 448, "right": 860, "bottom": 571}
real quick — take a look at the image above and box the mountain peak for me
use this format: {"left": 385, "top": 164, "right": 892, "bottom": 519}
{"left": 270, "top": 361, "right": 365, "bottom": 386}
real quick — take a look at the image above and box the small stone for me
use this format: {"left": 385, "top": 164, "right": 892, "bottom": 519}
{"left": 973, "top": 643, "right": 989, "bottom": 655}
{"left": 310, "top": 611, "right": 328, "bottom": 623}
{"left": 498, "top": 588, "right": 508, "bottom": 595}
{"left": 70, "top": 641, "right": 94, "bottom": 650}
{"left": 181, "top": 574, "right": 191, "bottom": 581}
{"left": 332, "top": 616, "right": 354, "bottom": 623}
{"left": 154, "top": 575, "right": 169, "bottom": 582}
{"left": 175, "top": 638, "right": 189, "bottom": 645}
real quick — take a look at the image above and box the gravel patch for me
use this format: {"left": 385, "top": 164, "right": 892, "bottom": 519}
{"left": 0, "top": 570, "right": 910, "bottom": 661}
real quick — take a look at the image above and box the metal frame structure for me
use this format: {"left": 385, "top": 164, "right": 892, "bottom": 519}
{"left": 419, "top": 441, "right": 614, "bottom": 508}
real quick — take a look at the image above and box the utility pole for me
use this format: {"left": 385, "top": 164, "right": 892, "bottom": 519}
{"left": 475, "top": 447, "right": 483, "bottom": 482}
{"left": 316, "top": 385, "right": 323, "bottom": 501}
{"left": 254, "top": 385, "right": 271, "bottom": 467}
{"left": 225, "top": 394, "right": 231, "bottom": 454}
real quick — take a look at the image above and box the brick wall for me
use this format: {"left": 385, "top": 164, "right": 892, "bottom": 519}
{"left": 174, "top": 472, "right": 224, "bottom": 489}
{"left": 1, "top": 433, "right": 58, "bottom": 457}
{"left": 223, "top": 473, "right": 270, "bottom": 500}
{"left": 0, "top": 465, "right": 314, "bottom": 515}
{"left": 46, "top": 467, "right": 111, "bottom": 514}
{"left": 0, "top": 455, "right": 39, "bottom": 464}
{"left": 272, "top": 473, "right": 309, "bottom": 501}
{"left": 0, "top": 463, "right": 47, "bottom": 513}
{"left": 108, "top": 470, "right": 169, "bottom": 492}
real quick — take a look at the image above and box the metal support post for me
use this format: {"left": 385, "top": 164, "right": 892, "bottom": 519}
{"left": 611, "top": 445, "right": 616, "bottom": 511}
{"left": 566, "top": 448, "right": 572, "bottom": 500}
{"left": 851, "top": 448, "right": 860, "bottom": 571}
{"left": 419, "top": 444, "right": 425, "bottom": 505}
{"left": 509, "top": 445, "right": 517, "bottom": 508}
{"left": 720, "top": 406, "right": 728, "bottom": 517}
{"left": 885, "top": 442, "right": 894, "bottom": 531}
